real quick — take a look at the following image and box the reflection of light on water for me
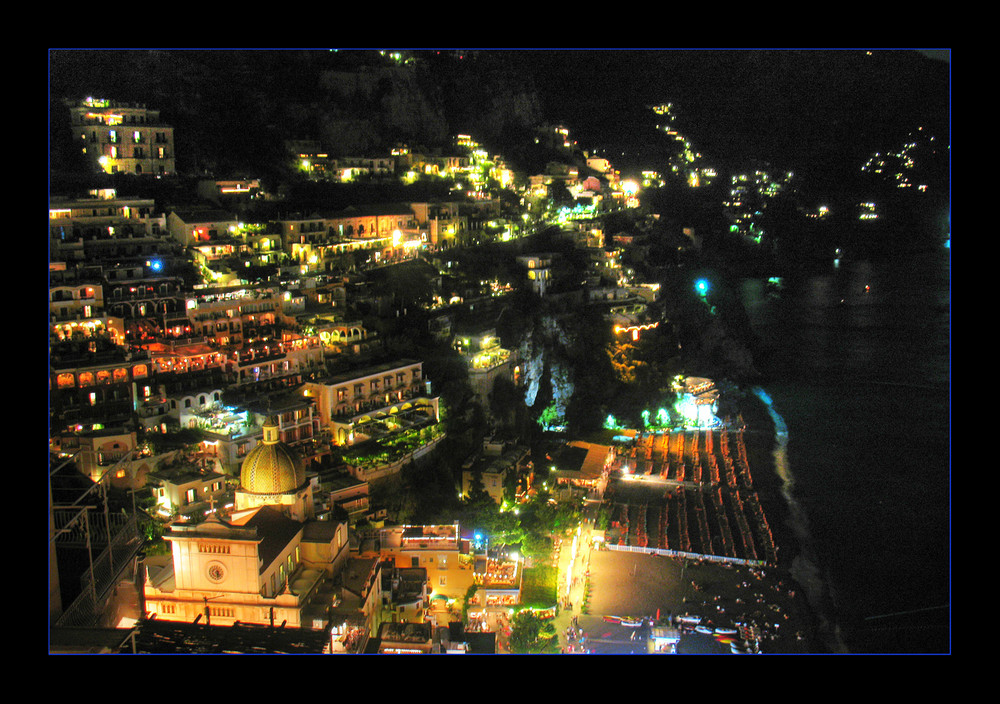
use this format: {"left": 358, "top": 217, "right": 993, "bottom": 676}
{"left": 753, "top": 386, "right": 846, "bottom": 652}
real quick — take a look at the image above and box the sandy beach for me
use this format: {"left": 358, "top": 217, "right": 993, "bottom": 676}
{"left": 548, "top": 390, "right": 822, "bottom": 655}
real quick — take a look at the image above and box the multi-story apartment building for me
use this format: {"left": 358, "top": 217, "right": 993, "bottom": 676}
{"left": 183, "top": 286, "right": 282, "bottom": 348}
{"left": 408, "top": 202, "right": 466, "bottom": 248}
{"left": 50, "top": 345, "right": 155, "bottom": 434}
{"left": 49, "top": 266, "right": 108, "bottom": 337}
{"left": 378, "top": 524, "right": 474, "bottom": 600}
{"left": 516, "top": 254, "right": 554, "bottom": 295}
{"left": 148, "top": 463, "right": 230, "bottom": 521}
{"left": 102, "top": 266, "right": 188, "bottom": 343}
{"left": 68, "top": 98, "right": 175, "bottom": 176}
{"left": 279, "top": 204, "right": 420, "bottom": 273}
{"left": 49, "top": 190, "right": 166, "bottom": 258}
{"left": 285, "top": 139, "right": 397, "bottom": 182}
{"left": 309, "top": 316, "right": 378, "bottom": 357}
{"left": 303, "top": 359, "right": 438, "bottom": 447}
{"left": 191, "top": 397, "right": 320, "bottom": 477}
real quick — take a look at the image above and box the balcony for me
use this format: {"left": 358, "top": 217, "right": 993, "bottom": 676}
{"left": 333, "top": 389, "right": 429, "bottom": 422}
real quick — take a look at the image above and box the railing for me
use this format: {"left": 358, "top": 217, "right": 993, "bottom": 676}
{"left": 52, "top": 509, "right": 144, "bottom": 629}
{"left": 332, "top": 392, "right": 431, "bottom": 422}
{"left": 605, "top": 542, "right": 765, "bottom": 568}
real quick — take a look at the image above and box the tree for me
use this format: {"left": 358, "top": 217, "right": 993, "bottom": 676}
{"left": 509, "top": 609, "right": 558, "bottom": 653}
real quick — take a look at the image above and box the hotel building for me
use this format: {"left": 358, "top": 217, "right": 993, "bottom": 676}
{"left": 303, "top": 360, "right": 439, "bottom": 447}
{"left": 378, "top": 524, "right": 474, "bottom": 601}
{"left": 68, "top": 98, "right": 175, "bottom": 176}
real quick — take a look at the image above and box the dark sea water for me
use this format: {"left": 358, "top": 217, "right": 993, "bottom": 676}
{"left": 740, "top": 246, "right": 951, "bottom": 653}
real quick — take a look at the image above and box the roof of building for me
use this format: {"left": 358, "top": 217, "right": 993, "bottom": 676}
{"left": 237, "top": 506, "right": 305, "bottom": 569}
{"left": 169, "top": 209, "right": 237, "bottom": 224}
{"left": 124, "top": 618, "right": 329, "bottom": 654}
{"left": 550, "top": 441, "right": 610, "bottom": 481}
{"left": 313, "top": 358, "right": 421, "bottom": 386}
{"left": 149, "top": 465, "right": 227, "bottom": 487}
{"left": 301, "top": 519, "right": 341, "bottom": 544}
{"left": 239, "top": 416, "right": 306, "bottom": 495}
{"left": 447, "top": 622, "right": 497, "bottom": 654}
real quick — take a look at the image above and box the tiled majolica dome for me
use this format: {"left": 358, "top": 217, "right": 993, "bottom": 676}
{"left": 239, "top": 416, "right": 306, "bottom": 495}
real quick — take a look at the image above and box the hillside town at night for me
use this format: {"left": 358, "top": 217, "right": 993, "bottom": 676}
{"left": 48, "top": 49, "right": 950, "bottom": 655}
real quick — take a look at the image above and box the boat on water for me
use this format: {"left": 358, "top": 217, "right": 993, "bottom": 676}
{"left": 714, "top": 627, "right": 738, "bottom": 635}
{"left": 620, "top": 619, "right": 643, "bottom": 628}
{"left": 676, "top": 614, "right": 701, "bottom": 625}
{"left": 695, "top": 625, "right": 714, "bottom": 635}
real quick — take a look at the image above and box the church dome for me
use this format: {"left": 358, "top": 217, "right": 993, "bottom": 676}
{"left": 240, "top": 416, "right": 306, "bottom": 495}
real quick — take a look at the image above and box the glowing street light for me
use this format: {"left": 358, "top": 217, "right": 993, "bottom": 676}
{"left": 695, "top": 278, "right": 710, "bottom": 296}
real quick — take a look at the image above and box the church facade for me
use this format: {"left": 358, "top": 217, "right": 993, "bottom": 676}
{"left": 143, "top": 417, "right": 348, "bottom": 629}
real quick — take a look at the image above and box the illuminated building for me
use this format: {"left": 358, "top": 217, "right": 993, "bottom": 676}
{"left": 49, "top": 190, "right": 165, "bottom": 250}
{"left": 69, "top": 97, "right": 175, "bottom": 176}
{"left": 470, "top": 551, "right": 523, "bottom": 612}
{"left": 516, "top": 254, "right": 553, "bottom": 295}
{"left": 166, "top": 209, "right": 240, "bottom": 247}
{"left": 461, "top": 437, "right": 530, "bottom": 504}
{"left": 52, "top": 427, "right": 138, "bottom": 484}
{"left": 49, "top": 191, "right": 182, "bottom": 345}
{"left": 548, "top": 441, "right": 613, "bottom": 499}
{"left": 307, "top": 315, "right": 378, "bottom": 356}
{"left": 143, "top": 416, "right": 349, "bottom": 630}
{"left": 303, "top": 359, "right": 439, "bottom": 447}
{"left": 234, "top": 416, "right": 314, "bottom": 521}
{"left": 149, "top": 462, "right": 230, "bottom": 522}
{"left": 586, "top": 156, "right": 613, "bottom": 174}
{"left": 331, "top": 556, "right": 385, "bottom": 646}
{"left": 49, "top": 269, "right": 107, "bottom": 339}
{"left": 286, "top": 139, "right": 397, "bottom": 182}
{"left": 409, "top": 201, "right": 469, "bottom": 247}
{"left": 328, "top": 475, "right": 382, "bottom": 525}
{"left": 534, "top": 124, "right": 575, "bottom": 151}
{"left": 374, "top": 621, "right": 435, "bottom": 653}
{"left": 194, "top": 400, "right": 320, "bottom": 477}
{"left": 380, "top": 565, "right": 430, "bottom": 625}
{"left": 453, "top": 327, "right": 517, "bottom": 412}
{"left": 378, "top": 524, "right": 474, "bottom": 601}
{"left": 279, "top": 205, "right": 420, "bottom": 271}
{"left": 197, "top": 178, "right": 263, "bottom": 205}
{"left": 50, "top": 345, "right": 153, "bottom": 434}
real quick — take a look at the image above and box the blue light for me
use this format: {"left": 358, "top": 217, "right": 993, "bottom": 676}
{"left": 148, "top": 258, "right": 163, "bottom": 272}
{"left": 695, "top": 279, "right": 710, "bottom": 296}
